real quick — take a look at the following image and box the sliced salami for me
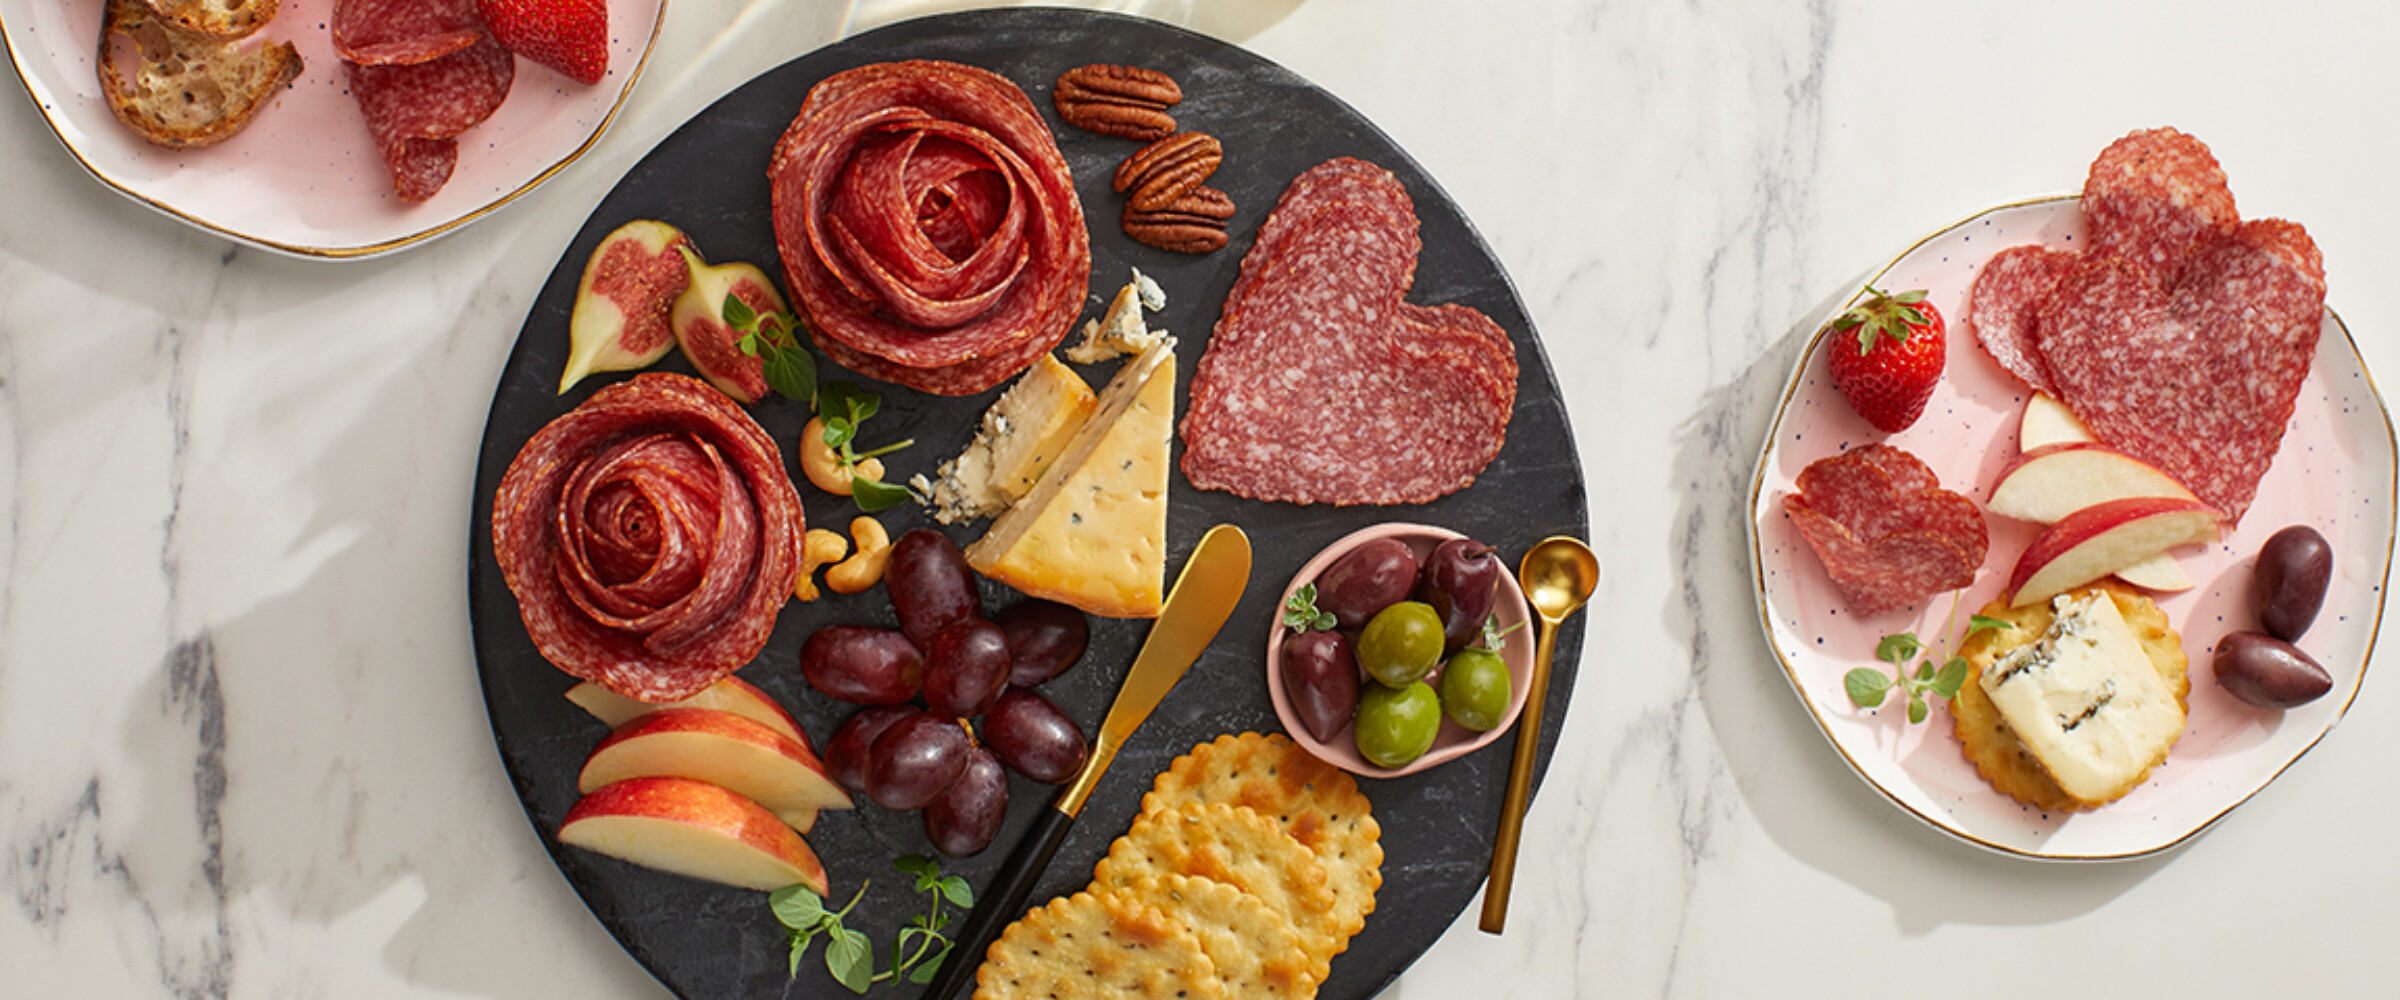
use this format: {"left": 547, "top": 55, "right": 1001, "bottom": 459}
{"left": 1782, "top": 444, "right": 1986, "bottom": 617}
{"left": 1180, "top": 157, "right": 1516, "bottom": 506}
{"left": 2081, "top": 127, "right": 2238, "bottom": 290}
{"left": 332, "top": 0, "right": 482, "bottom": 67}
{"left": 769, "top": 61, "right": 1088, "bottom": 396}
{"left": 1965, "top": 244, "right": 2077, "bottom": 394}
{"left": 2039, "top": 219, "right": 2324, "bottom": 524}
{"left": 493, "top": 373, "right": 804, "bottom": 702}
{"left": 345, "top": 34, "right": 513, "bottom": 201}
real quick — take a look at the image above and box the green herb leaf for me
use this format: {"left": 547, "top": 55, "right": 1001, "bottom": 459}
{"left": 771, "top": 885, "right": 828, "bottom": 930}
{"left": 1931, "top": 657, "right": 1970, "bottom": 700}
{"left": 852, "top": 476, "right": 913, "bottom": 513}
{"left": 759, "top": 339, "right": 818, "bottom": 406}
{"left": 1845, "top": 668, "right": 1893, "bottom": 707}
{"left": 1969, "top": 615, "right": 2013, "bottom": 635}
{"left": 938, "top": 875, "right": 974, "bottom": 909}
{"left": 826, "top": 926, "right": 873, "bottom": 994}
{"left": 1905, "top": 695, "right": 1930, "bottom": 724}
{"left": 722, "top": 293, "right": 758, "bottom": 331}
{"left": 1282, "top": 584, "right": 1336, "bottom": 632}
{"left": 819, "top": 380, "right": 877, "bottom": 423}
{"left": 1875, "top": 632, "right": 1921, "bottom": 666}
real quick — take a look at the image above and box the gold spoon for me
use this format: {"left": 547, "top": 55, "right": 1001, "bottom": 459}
{"left": 1480, "top": 535, "right": 1599, "bottom": 934}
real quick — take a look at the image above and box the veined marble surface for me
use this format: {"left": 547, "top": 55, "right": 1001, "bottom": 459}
{"left": 5, "top": 0, "right": 2397, "bottom": 997}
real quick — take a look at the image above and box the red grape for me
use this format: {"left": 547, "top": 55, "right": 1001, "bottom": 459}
{"left": 800, "top": 625, "right": 926, "bottom": 705}
{"left": 887, "top": 529, "right": 982, "bottom": 647}
{"left": 824, "top": 704, "right": 915, "bottom": 793}
{"left": 922, "top": 618, "right": 1012, "bottom": 719}
{"left": 924, "top": 745, "right": 1008, "bottom": 857}
{"left": 863, "top": 711, "right": 970, "bottom": 810}
{"left": 982, "top": 688, "right": 1089, "bottom": 784}
{"left": 995, "top": 599, "right": 1090, "bottom": 687}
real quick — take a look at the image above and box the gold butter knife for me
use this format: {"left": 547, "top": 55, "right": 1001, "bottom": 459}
{"left": 920, "top": 523, "right": 1252, "bottom": 1000}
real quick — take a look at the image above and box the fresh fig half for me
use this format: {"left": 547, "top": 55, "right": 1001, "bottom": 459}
{"left": 561, "top": 219, "right": 693, "bottom": 394}
{"left": 670, "top": 246, "right": 788, "bottom": 404}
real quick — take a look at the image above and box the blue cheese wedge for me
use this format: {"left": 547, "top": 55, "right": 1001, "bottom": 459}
{"left": 1979, "top": 591, "right": 2186, "bottom": 806}
{"left": 964, "top": 338, "right": 1174, "bottom": 618}
{"left": 1064, "top": 268, "right": 1165, "bottom": 364}
{"left": 919, "top": 354, "right": 1097, "bottom": 525}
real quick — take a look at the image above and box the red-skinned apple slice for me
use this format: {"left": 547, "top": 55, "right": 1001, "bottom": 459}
{"left": 561, "top": 220, "right": 693, "bottom": 394}
{"left": 2008, "top": 496, "right": 2224, "bottom": 607}
{"left": 1987, "top": 441, "right": 2199, "bottom": 524}
{"left": 2017, "top": 391, "right": 2096, "bottom": 450}
{"left": 2113, "top": 553, "right": 2193, "bottom": 592}
{"left": 579, "top": 708, "right": 851, "bottom": 829}
{"left": 565, "top": 677, "right": 812, "bottom": 752}
{"left": 670, "top": 247, "right": 785, "bottom": 403}
{"left": 559, "top": 776, "right": 829, "bottom": 893}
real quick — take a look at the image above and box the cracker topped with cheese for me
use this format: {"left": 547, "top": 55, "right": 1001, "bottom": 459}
{"left": 1952, "top": 582, "right": 2190, "bottom": 812}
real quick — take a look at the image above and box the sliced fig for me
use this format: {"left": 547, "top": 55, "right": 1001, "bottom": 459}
{"left": 670, "top": 246, "right": 787, "bottom": 404}
{"left": 560, "top": 219, "right": 693, "bottom": 393}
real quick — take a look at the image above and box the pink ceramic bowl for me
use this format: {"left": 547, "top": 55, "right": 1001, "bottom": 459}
{"left": 1266, "top": 523, "right": 1535, "bottom": 777}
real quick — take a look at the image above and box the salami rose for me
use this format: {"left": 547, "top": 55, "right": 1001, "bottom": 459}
{"left": 769, "top": 60, "right": 1089, "bottom": 396}
{"left": 493, "top": 373, "right": 804, "bottom": 701}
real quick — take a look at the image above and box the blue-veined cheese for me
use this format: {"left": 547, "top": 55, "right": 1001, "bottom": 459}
{"left": 964, "top": 339, "right": 1174, "bottom": 618}
{"left": 1064, "top": 269, "right": 1165, "bottom": 364}
{"left": 921, "top": 355, "right": 1097, "bottom": 524}
{"left": 1980, "top": 591, "right": 2186, "bottom": 805}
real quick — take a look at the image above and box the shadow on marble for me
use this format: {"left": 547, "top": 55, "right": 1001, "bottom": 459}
{"left": 1673, "top": 280, "right": 2170, "bottom": 935}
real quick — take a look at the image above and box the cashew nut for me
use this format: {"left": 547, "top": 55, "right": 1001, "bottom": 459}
{"left": 825, "top": 516, "right": 893, "bottom": 594}
{"left": 799, "top": 417, "right": 888, "bottom": 497}
{"left": 793, "top": 528, "right": 851, "bottom": 601}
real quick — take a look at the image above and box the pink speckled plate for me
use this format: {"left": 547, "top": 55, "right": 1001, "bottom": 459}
{"left": 2, "top": 0, "right": 663, "bottom": 259}
{"left": 1268, "top": 523, "right": 1536, "bottom": 777}
{"left": 1748, "top": 196, "right": 2395, "bottom": 861}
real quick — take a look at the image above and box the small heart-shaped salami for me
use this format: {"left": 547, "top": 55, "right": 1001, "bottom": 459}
{"left": 1180, "top": 158, "right": 1517, "bottom": 505}
{"left": 2039, "top": 218, "right": 2324, "bottom": 524}
{"left": 1783, "top": 444, "right": 1987, "bottom": 616}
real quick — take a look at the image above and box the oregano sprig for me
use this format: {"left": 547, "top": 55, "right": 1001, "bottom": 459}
{"left": 773, "top": 854, "right": 974, "bottom": 993}
{"left": 724, "top": 293, "right": 817, "bottom": 404}
{"left": 1282, "top": 583, "right": 1336, "bottom": 632}
{"left": 817, "top": 380, "right": 915, "bottom": 513}
{"left": 1845, "top": 609, "right": 2013, "bottom": 724}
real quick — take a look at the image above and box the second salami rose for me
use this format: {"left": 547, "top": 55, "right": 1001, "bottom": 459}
{"left": 492, "top": 373, "right": 806, "bottom": 702}
{"left": 768, "top": 60, "right": 1090, "bottom": 396}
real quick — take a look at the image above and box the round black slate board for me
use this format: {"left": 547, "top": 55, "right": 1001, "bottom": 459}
{"left": 467, "top": 9, "right": 1589, "bottom": 999}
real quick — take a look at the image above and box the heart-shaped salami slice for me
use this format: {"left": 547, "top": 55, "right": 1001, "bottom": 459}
{"left": 2038, "top": 219, "right": 2324, "bottom": 524}
{"left": 1782, "top": 444, "right": 1987, "bottom": 616}
{"left": 1180, "top": 158, "right": 1516, "bottom": 506}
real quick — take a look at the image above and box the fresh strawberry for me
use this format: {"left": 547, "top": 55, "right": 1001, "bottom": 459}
{"left": 1825, "top": 286, "right": 1945, "bottom": 433}
{"left": 480, "top": 0, "right": 608, "bottom": 86}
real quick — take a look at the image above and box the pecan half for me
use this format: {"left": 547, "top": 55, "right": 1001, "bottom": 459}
{"left": 1055, "top": 64, "right": 1181, "bottom": 140}
{"left": 1124, "top": 185, "right": 1234, "bottom": 254}
{"left": 1114, "top": 132, "right": 1222, "bottom": 213}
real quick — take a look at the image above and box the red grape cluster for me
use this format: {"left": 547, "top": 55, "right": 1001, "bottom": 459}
{"left": 805, "top": 529, "right": 1092, "bottom": 856}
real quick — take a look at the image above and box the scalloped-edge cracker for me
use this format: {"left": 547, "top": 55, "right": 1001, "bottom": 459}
{"left": 1093, "top": 801, "right": 1343, "bottom": 967}
{"left": 1122, "top": 872, "right": 1324, "bottom": 999}
{"left": 1141, "top": 732, "right": 1381, "bottom": 946}
{"left": 973, "top": 889, "right": 1224, "bottom": 1000}
{"left": 1952, "top": 581, "right": 2189, "bottom": 812}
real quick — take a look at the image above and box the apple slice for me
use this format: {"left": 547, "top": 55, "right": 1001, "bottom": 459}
{"left": 670, "top": 247, "right": 787, "bottom": 403}
{"left": 2018, "top": 392, "right": 2096, "bottom": 450}
{"left": 2113, "top": 553, "right": 2193, "bottom": 592}
{"left": 559, "top": 776, "right": 829, "bottom": 893}
{"left": 1987, "top": 441, "right": 2199, "bottom": 524}
{"left": 579, "top": 708, "right": 851, "bottom": 829}
{"left": 561, "top": 220, "right": 693, "bottom": 394}
{"left": 565, "top": 677, "right": 813, "bottom": 752}
{"left": 2008, "top": 496, "right": 2224, "bottom": 607}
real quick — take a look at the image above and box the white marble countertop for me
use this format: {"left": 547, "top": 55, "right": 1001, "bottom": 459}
{"left": 7, "top": 0, "right": 2398, "bottom": 996}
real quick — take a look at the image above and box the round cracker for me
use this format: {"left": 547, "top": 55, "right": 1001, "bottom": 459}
{"left": 973, "top": 889, "right": 1224, "bottom": 1000}
{"left": 1952, "top": 581, "right": 2189, "bottom": 812}
{"left": 1093, "top": 801, "right": 1344, "bottom": 966}
{"left": 1122, "top": 873, "right": 1326, "bottom": 999}
{"left": 1142, "top": 732, "right": 1381, "bottom": 946}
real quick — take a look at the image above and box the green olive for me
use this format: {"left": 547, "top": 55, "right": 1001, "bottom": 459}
{"left": 1438, "top": 648, "right": 1512, "bottom": 731}
{"left": 1355, "top": 681, "right": 1441, "bottom": 768}
{"left": 1357, "top": 601, "right": 1444, "bottom": 688}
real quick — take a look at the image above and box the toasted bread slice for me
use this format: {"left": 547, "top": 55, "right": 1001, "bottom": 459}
{"left": 99, "top": 0, "right": 302, "bottom": 149}
{"left": 143, "top": 0, "right": 280, "bottom": 39}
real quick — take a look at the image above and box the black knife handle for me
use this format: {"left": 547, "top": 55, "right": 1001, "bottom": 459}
{"left": 920, "top": 803, "right": 1077, "bottom": 1000}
